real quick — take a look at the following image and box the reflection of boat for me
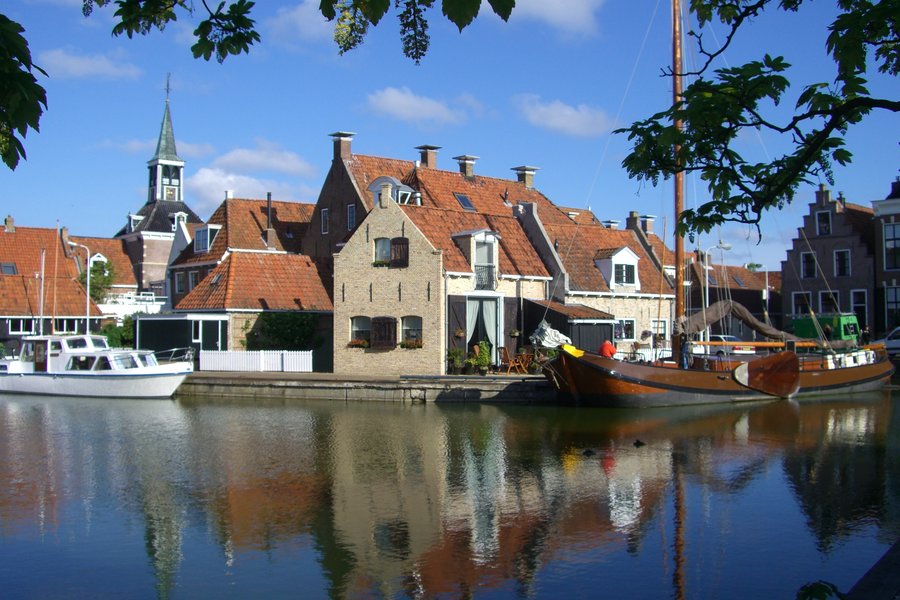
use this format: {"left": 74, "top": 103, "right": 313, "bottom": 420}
{"left": 541, "top": 0, "right": 894, "bottom": 408}
{"left": 0, "top": 334, "right": 193, "bottom": 398}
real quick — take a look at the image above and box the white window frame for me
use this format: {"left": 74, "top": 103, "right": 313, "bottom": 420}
{"left": 188, "top": 271, "right": 200, "bottom": 290}
{"left": 819, "top": 290, "right": 840, "bottom": 313}
{"left": 833, "top": 249, "right": 851, "bottom": 277}
{"left": 884, "top": 222, "right": 900, "bottom": 270}
{"left": 8, "top": 318, "right": 35, "bottom": 334}
{"left": 614, "top": 263, "right": 636, "bottom": 285}
{"left": 347, "top": 204, "right": 356, "bottom": 231}
{"left": 192, "top": 320, "right": 202, "bottom": 343}
{"left": 351, "top": 316, "right": 371, "bottom": 343}
{"left": 792, "top": 291, "right": 812, "bottom": 316}
{"left": 54, "top": 318, "right": 78, "bottom": 333}
{"left": 815, "top": 210, "right": 831, "bottom": 235}
{"left": 650, "top": 319, "right": 668, "bottom": 338}
{"left": 401, "top": 316, "right": 423, "bottom": 342}
{"left": 615, "top": 318, "right": 636, "bottom": 341}
{"left": 800, "top": 251, "right": 817, "bottom": 278}
{"left": 193, "top": 225, "right": 220, "bottom": 253}
{"left": 321, "top": 208, "right": 330, "bottom": 235}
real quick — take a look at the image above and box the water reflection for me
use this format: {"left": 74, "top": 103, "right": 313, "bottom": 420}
{"left": 0, "top": 393, "right": 897, "bottom": 598}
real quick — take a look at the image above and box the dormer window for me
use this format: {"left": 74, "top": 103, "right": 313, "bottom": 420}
{"left": 170, "top": 211, "right": 188, "bottom": 232}
{"left": 128, "top": 214, "right": 144, "bottom": 233}
{"left": 614, "top": 264, "right": 635, "bottom": 285}
{"left": 194, "top": 225, "right": 221, "bottom": 253}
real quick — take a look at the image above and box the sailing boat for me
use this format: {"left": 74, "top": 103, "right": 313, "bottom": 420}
{"left": 541, "top": 0, "right": 894, "bottom": 408}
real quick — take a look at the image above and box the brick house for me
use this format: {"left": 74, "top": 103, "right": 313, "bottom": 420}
{"left": 161, "top": 196, "right": 332, "bottom": 364}
{"left": 781, "top": 184, "right": 875, "bottom": 334}
{"left": 0, "top": 216, "right": 101, "bottom": 348}
{"left": 870, "top": 177, "right": 900, "bottom": 335}
{"left": 115, "top": 100, "right": 203, "bottom": 295}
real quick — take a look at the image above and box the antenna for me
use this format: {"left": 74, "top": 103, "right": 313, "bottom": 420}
{"left": 165, "top": 73, "right": 172, "bottom": 102}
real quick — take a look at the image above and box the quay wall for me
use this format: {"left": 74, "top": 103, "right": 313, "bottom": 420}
{"left": 177, "top": 372, "right": 556, "bottom": 404}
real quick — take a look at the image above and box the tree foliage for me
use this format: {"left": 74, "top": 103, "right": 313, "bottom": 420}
{"left": 2, "top": 1, "right": 897, "bottom": 239}
{"left": 77, "top": 260, "right": 116, "bottom": 304}
{"left": 245, "top": 312, "right": 323, "bottom": 350}
{"left": 617, "top": 0, "right": 900, "bottom": 238}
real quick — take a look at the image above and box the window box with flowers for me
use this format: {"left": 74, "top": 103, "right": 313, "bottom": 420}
{"left": 399, "top": 339, "right": 423, "bottom": 349}
{"left": 372, "top": 260, "right": 390, "bottom": 268}
{"left": 347, "top": 339, "right": 370, "bottom": 349}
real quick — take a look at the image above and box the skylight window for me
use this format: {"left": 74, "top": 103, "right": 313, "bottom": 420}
{"left": 1, "top": 262, "right": 17, "bottom": 275}
{"left": 453, "top": 193, "right": 475, "bottom": 211}
{"left": 733, "top": 275, "right": 746, "bottom": 287}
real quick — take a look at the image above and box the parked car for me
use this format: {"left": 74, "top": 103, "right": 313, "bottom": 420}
{"left": 708, "top": 334, "right": 756, "bottom": 355}
{"left": 874, "top": 327, "right": 900, "bottom": 358}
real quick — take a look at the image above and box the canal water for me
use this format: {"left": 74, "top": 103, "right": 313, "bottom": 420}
{"left": 1, "top": 391, "right": 897, "bottom": 599}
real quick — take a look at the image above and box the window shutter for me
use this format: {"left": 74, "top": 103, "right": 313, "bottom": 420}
{"left": 390, "top": 237, "right": 409, "bottom": 268}
{"left": 371, "top": 317, "right": 397, "bottom": 348}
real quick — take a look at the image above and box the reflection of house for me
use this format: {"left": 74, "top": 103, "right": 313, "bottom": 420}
{"left": 781, "top": 184, "right": 875, "bottom": 334}
{"left": 147, "top": 195, "right": 333, "bottom": 366}
{"left": 115, "top": 99, "right": 203, "bottom": 295}
{"left": 0, "top": 217, "right": 101, "bottom": 346}
{"left": 871, "top": 178, "right": 900, "bottom": 335}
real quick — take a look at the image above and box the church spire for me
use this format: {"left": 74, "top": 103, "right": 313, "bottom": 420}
{"left": 147, "top": 74, "right": 185, "bottom": 203}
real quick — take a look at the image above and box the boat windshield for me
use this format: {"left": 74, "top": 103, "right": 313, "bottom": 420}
{"left": 90, "top": 337, "right": 109, "bottom": 349}
{"left": 94, "top": 356, "right": 112, "bottom": 371}
{"left": 138, "top": 353, "right": 159, "bottom": 367}
{"left": 112, "top": 354, "right": 139, "bottom": 370}
{"left": 66, "top": 337, "right": 89, "bottom": 349}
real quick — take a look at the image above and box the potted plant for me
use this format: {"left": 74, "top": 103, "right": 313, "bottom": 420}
{"left": 463, "top": 356, "right": 477, "bottom": 375}
{"left": 475, "top": 340, "right": 492, "bottom": 375}
{"left": 399, "top": 338, "right": 423, "bottom": 349}
{"left": 509, "top": 328, "right": 521, "bottom": 338}
{"left": 447, "top": 347, "right": 465, "bottom": 374}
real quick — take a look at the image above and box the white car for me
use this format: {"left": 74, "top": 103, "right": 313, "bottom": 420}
{"left": 874, "top": 327, "right": 900, "bottom": 357}
{"left": 708, "top": 334, "right": 756, "bottom": 356}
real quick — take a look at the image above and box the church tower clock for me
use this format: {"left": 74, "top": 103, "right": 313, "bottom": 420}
{"left": 147, "top": 93, "right": 184, "bottom": 204}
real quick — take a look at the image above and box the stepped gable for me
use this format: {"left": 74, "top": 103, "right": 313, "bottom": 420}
{"left": 69, "top": 236, "right": 138, "bottom": 288}
{"left": 841, "top": 201, "right": 875, "bottom": 254}
{"left": 173, "top": 198, "right": 315, "bottom": 267}
{"left": 176, "top": 252, "right": 333, "bottom": 311}
{"left": 401, "top": 205, "right": 550, "bottom": 277}
{"left": 543, "top": 220, "right": 673, "bottom": 293}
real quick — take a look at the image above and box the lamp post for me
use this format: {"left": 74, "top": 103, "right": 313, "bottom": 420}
{"left": 68, "top": 241, "right": 91, "bottom": 333}
{"left": 704, "top": 241, "right": 732, "bottom": 341}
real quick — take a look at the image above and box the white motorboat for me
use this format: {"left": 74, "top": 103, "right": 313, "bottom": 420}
{"left": 0, "top": 334, "right": 193, "bottom": 398}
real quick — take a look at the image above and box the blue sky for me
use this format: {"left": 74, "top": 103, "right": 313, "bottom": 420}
{"left": 2, "top": 0, "right": 897, "bottom": 271}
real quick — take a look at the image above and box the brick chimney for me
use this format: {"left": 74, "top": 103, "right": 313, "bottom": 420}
{"left": 512, "top": 165, "right": 539, "bottom": 189}
{"left": 815, "top": 183, "right": 831, "bottom": 206}
{"left": 454, "top": 155, "right": 478, "bottom": 178}
{"left": 330, "top": 131, "right": 355, "bottom": 161}
{"left": 416, "top": 145, "right": 440, "bottom": 169}
{"left": 602, "top": 220, "right": 620, "bottom": 230}
{"left": 887, "top": 177, "right": 900, "bottom": 200}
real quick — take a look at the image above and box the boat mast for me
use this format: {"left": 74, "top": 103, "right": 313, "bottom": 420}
{"left": 672, "top": 0, "right": 685, "bottom": 366}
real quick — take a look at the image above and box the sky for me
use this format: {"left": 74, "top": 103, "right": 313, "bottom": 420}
{"left": 2, "top": 0, "right": 897, "bottom": 272}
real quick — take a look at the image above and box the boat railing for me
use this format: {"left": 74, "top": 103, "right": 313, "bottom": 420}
{"left": 154, "top": 347, "right": 195, "bottom": 363}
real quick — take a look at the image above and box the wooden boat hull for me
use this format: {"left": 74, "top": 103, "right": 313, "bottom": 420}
{"left": 544, "top": 348, "right": 894, "bottom": 408}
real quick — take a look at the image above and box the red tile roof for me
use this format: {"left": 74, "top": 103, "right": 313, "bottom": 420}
{"left": 345, "top": 155, "right": 416, "bottom": 210}
{"left": 401, "top": 205, "right": 550, "bottom": 277}
{"left": 173, "top": 198, "right": 315, "bottom": 267}
{"left": 69, "top": 236, "right": 137, "bottom": 287}
{"left": 529, "top": 299, "right": 615, "bottom": 320}
{"left": 543, "top": 221, "right": 673, "bottom": 293}
{"left": 175, "top": 252, "right": 333, "bottom": 311}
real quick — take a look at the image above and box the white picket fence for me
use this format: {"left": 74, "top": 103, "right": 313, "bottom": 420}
{"left": 199, "top": 350, "right": 313, "bottom": 372}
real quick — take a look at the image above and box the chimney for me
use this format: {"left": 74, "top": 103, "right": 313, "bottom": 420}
{"left": 602, "top": 220, "right": 620, "bottom": 230}
{"left": 379, "top": 182, "right": 392, "bottom": 209}
{"left": 641, "top": 214, "right": 655, "bottom": 234}
{"left": 512, "top": 165, "right": 539, "bottom": 189}
{"left": 264, "top": 192, "right": 276, "bottom": 247}
{"left": 626, "top": 211, "right": 640, "bottom": 231}
{"left": 330, "top": 131, "right": 355, "bottom": 161}
{"left": 3, "top": 215, "right": 14, "bottom": 233}
{"left": 815, "top": 183, "right": 831, "bottom": 206}
{"left": 416, "top": 145, "right": 440, "bottom": 169}
{"left": 224, "top": 189, "right": 234, "bottom": 200}
{"left": 888, "top": 177, "right": 900, "bottom": 200}
{"left": 454, "top": 154, "right": 478, "bottom": 178}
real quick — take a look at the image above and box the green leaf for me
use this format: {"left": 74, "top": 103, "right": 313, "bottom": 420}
{"left": 442, "top": 0, "right": 480, "bottom": 30}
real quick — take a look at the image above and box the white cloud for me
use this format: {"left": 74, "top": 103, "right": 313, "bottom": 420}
{"left": 266, "top": 0, "right": 333, "bottom": 47}
{"left": 512, "top": 0, "right": 605, "bottom": 36}
{"left": 514, "top": 94, "right": 612, "bottom": 137}
{"left": 37, "top": 48, "right": 141, "bottom": 80}
{"left": 211, "top": 139, "right": 316, "bottom": 177}
{"left": 367, "top": 87, "right": 467, "bottom": 126}
{"left": 185, "top": 168, "right": 309, "bottom": 216}
{"left": 98, "top": 139, "right": 214, "bottom": 158}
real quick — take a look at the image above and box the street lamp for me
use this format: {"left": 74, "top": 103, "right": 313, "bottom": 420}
{"left": 704, "top": 241, "right": 732, "bottom": 341}
{"left": 68, "top": 241, "right": 91, "bottom": 333}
